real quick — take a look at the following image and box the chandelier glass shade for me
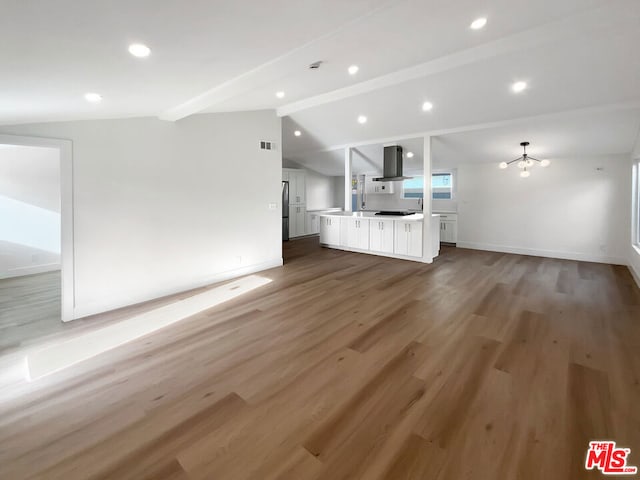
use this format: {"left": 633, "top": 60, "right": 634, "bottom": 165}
{"left": 499, "top": 142, "right": 550, "bottom": 177}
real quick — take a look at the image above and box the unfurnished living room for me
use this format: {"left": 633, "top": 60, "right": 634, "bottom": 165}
{"left": 1, "top": 1, "right": 640, "bottom": 479}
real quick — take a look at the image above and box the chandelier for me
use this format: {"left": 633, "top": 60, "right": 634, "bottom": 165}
{"left": 499, "top": 142, "right": 550, "bottom": 177}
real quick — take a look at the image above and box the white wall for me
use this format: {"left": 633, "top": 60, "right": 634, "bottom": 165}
{"left": 305, "top": 170, "right": 341, "bottom": 210}
{"left": 456, "top": 155, "right": 630, "bottom": 264}
{"left": 630, "top": 154, "right": 640, "bottom": 286}
{"left": 332, "top": 176, "right": 345, "bottom": 209}
{"left": 0, "top": 111, "right": 282, "bottom": 319}
{"left": 282, "top": 161, "right": 342, "bottom": 211}
{"left": 0, "top": 145, "right": 61, "bottom": 278}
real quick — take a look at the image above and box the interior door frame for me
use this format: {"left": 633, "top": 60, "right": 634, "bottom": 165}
{"left": 0, "top": 134, "right": 75, "bottom": 322}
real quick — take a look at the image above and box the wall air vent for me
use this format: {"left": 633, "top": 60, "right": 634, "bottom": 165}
{"left": 259, "top": 141, "right": 276, "bottom": 151}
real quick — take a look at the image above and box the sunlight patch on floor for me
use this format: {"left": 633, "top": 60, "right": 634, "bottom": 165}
{"left": 26, "top": 275, "right": 271, "bottom": 380}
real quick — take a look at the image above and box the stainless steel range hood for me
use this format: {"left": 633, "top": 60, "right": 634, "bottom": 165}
{"left": 373, "top": 145, "right": 413, "bottom": 181}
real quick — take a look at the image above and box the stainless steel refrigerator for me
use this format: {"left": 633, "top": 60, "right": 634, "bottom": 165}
{"left": 282, "top": 181, "right": 289, "bottom": 241}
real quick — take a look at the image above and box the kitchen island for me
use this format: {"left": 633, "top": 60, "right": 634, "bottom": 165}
{"left": 320, "top": 211, "right": 437, "bottom": 262}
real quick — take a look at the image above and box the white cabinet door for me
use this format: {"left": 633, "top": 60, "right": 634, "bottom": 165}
{"left": 319, "top": 216, "right": 329, "bottom": 243}
{"left": 289, "top": 205, "right": 298, "bottom": 237}
{"left": 356, "top": 219, "right": 370, "bottom": 250}
{"left": 289, "top": 170, "right": 305, "bottom": 204}
{"left": 340, "top": 218, "right": 350, "bottom": 247}
{"left": 296, "top": 206, "right": 306, "bottom": 236}
{"left": 344, "top": 218, "right": 370, "bottom": 249}
{"left": 440, "top": 220, "right": 456, "bottom": 243}
{"left": 320, "top": 216, "right": 340, "bottom": 245}
{"left": 406, "top": 222, "right": 423, "bottom": 257}
{"left": 394, "top": 222, "right": 409, "bottom": 255}
{"left": 306, "top": 213, "right": 320, "bottom": 235}
{"left": 289, "top": 205, "right": 306, "bottom": 237}
{"left": 395, "top": 222, "right": 423, "bottom": 257}
{"left": 439, "top": 214, "right": 457, "bottom": 243}
{"left": 370, "top": 219, "right": 394, "bottom": 253}
{"left": 393, "top": 221, "right": 422, "bottom": 257}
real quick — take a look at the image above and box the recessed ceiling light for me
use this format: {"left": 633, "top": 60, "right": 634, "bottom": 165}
{"left": 470, "top": 17, "right": 487, "bottom": 30}
{"left": 422, "top": 101, "right": 433, "bottom": 112}
{"left": 512, "top": 81, "right": 527, "bottom": 93}
{"left": 348, "top": 65, "right": 359, "bottom": 75}
{"left": 407, "top": 152, "right": 414, "bottom": 158}
{"left": 294, "top": 130, "right": 301, "bottom": 137}
{"left": 276, "top": 91, "right": 285, "bottom": 99}
{"left": 357, "top": 115, "right": 367, "bottom": 124}
{"left": 84, "top": 92, "right": 102, "bottom": 103}
{"left": 128, "top": 43, "right": 151, "bottom": 58}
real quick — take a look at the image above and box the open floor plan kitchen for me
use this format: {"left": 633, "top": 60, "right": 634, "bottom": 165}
{"left": 1, "top": 1, "right": 640, "bottom": 479}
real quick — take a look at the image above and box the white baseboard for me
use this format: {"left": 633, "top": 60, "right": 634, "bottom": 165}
{"left": 0, "top": 263, "right": 61, "bottom": 280}
{"left": 456, "top": 242, "right": 627, "bottom": 265}
{"left": 69, "top": 258, "right": 283, "bottom": 321}
{"left": 629, "top": 262, "right": 640, "bottom": 289}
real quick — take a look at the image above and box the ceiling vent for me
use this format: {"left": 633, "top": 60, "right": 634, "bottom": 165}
{"left": 259, "top": 141, "right": 276, "bottom": 151}
{"left": 309, "top": 60, "right": 323, "bottom": 70}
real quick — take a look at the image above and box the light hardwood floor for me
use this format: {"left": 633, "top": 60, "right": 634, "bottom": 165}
{"left": 1, "top": 237, "right": 639, "bottom": 479}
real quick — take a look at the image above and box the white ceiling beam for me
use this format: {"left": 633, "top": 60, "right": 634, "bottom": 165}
{"left": 276, "top": 4, "right": 638, "bottom": 118}
{"left": 158, "top": 1, "right": 397, "bottom": 122}
{"left": 298, "top": 101, "right": 640, "bottom": 156}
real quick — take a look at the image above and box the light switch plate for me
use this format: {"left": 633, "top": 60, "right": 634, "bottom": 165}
{"left": 268, "top": 203, "right": 277, "bottom": 210}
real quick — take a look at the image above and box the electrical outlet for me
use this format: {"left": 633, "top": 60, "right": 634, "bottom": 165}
{"left": 268, "top": 202, "right": 277, "bottom": 210}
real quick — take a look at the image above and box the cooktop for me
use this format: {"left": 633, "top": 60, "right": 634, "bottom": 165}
{"left": 375, "top": 211, "right": 414, "bottom": 216}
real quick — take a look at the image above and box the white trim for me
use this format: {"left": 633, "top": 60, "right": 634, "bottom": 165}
{"left": 629, "top": 255, "right": 640, "bottom": 288}
{"left": 456, "top": 241, "right": 627, "bottom": 265}
{"left": 344, "top": 148, "right": 352, "bottom": 212}
{"left": 71, "top": 258, "right": 283, "bottom": 320}
{"left": 0, "top": 134, "right": 74, "bottom": 321}
{"left": 0, "top": 263, "right": 61, "bottom": 280}
{"left": 422, "top": 136, "right": 433, "bottom": 264}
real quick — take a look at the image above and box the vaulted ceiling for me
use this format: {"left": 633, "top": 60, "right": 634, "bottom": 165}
{"left": 2, "top": 0, "right": 640, "bottom": 166}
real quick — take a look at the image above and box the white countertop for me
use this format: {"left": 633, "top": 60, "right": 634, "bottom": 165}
{"left": 307, "top": 208, "right": 343, "bottom": 213}
{"left": 320, "top": 211, "right": 424, "bottom": 221}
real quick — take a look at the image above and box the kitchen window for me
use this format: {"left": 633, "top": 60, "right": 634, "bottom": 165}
{"left": 402, "top": 176, "right": 424, "bottom": 199}
{"left": 432, "top": 172, "right": 454, "bottom": 200}
{"left": 402, "top": 172, "right": 456, "bottom": 200}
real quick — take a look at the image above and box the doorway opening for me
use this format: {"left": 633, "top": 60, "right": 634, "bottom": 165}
{"left": 0, "top": 134, "right": 74, "bottom": 355}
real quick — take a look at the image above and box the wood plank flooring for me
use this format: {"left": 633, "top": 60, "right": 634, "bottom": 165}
{"left": 1, "top": 237, "right": 639, "bottom": 479}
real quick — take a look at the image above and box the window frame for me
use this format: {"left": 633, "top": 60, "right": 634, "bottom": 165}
{"left": 431, "top": 169, "right": 456, "bottom": 201}
{"left": 401, "top": 175, "right": 425, "bottom": 199}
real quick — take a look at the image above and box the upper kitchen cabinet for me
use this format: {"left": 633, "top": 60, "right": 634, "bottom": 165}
{"left": 285, "top": 169, "right": 305, "bottom": 204}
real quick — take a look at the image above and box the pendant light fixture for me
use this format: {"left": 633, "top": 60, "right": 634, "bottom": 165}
{"left": 499, "top": 142, "right": 550, "bottom": 177}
